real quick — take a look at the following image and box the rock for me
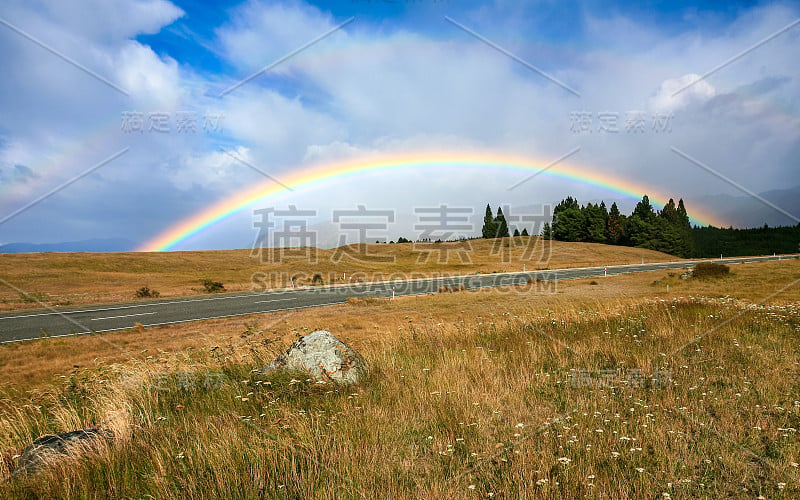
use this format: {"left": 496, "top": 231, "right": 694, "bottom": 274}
{"left": 679, "top": 268, "right": 693, "bottom": 280}
{"left": 264, "top": 330, "right": 365, "bottom": 384}
{"left": 15, "top": 428, "right": 112, "bottom": 474}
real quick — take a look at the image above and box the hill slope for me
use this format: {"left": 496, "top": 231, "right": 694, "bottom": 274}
{"left": 0, "top": 237, "right": 681, "bottom": 311}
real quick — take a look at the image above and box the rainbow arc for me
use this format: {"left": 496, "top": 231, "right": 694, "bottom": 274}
{"left": 138, "top": 151, "right": 726, "bottom": 252}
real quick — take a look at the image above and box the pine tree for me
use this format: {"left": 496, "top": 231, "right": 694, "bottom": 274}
{"left": 495, "top": 206, "right": 510, "bottom": 238}
{"left": 627, "top": 195, "right": 659, "bottom": 248}
{"left": 481, "top": 204, "right": 497, "bottom": 239}
{"left": 552, "top": 197, "right": 584, "bottom": 241}
{"left": 660, "top": 198, "right": 679, "bottom": 225}
{"left": 521, "top": 228, "right": 529, "bottom": 236}
{"left": 582, "top": 202, "right": 608, "bottom": 243}
{"left": 676, "top": 198, "right": 695, "bottom": 257}
{"left": 541, "top": 222, "right": 552, "bottom": 240}
{"left": 632, "top": 194, "right": 655, "bottom": 220}
{"left": 513, "top": 228, "right": 520, "bottom": 237}
{"left": 606, "top": 202, "right": 625, "bottom": 245}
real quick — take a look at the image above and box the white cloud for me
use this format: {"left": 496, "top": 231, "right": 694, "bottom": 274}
{"left": 116, "top": 41, "right": 183, "bottom": 107}
{"left": 2, "top": 0, "right": 800, "bottom": 245}
{"left": 221, "top": 88, "right": 348, "bottom": 167}
{"left": 39, "top": 0, "right": 184, "bottom": 42}
{"left": 218, "top": 0, "right": 339, "bottom": 73}
{"left": 649, "top": 74, "right": 716, "bottom": 113}
{"left": 168, "top": 146, "right": 252, "bottom": 191}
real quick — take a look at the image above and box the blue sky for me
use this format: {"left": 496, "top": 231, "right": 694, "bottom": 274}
{"left": 0, "top": 0, "right": 798, "bottom": 249}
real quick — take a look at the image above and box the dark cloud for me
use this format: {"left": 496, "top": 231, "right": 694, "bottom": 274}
{"left": 739, "top": 75, "right": 792, "bottom": 96}
{"left": 0, "top": 163, "right": 38, "bottom": 184}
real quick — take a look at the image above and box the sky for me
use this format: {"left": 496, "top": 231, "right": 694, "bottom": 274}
{"left": 0, "top": 0, "right": 798, "bottom": 250}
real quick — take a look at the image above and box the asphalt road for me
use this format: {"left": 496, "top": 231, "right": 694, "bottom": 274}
{"left": 0, "top": 255, "right": 794, "bottom": 344}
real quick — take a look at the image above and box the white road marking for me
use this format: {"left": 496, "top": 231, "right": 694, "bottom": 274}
{"left": 253, "top": 298, "right": 296, "bottom": 304}
{"left": 0, "top": 256, "right": 784, "bottom": 323}
{"left": 90, "top": 312, "right": 157, "bottom": 321}
{"left": 0, "top": 291, "right": 302, "bottom": 320}
{"left": 0, "top": 255, "right": 792, "bottom": 345}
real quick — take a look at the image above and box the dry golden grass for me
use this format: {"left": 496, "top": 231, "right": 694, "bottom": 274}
{"left": 0, "top": 258, "right": 797, "bottom": 498}
{"left": 0, "top": 237, "right": 678, "bottom": 311}
{"left": 0, "top": 259, "right": 797, "bottom": 394}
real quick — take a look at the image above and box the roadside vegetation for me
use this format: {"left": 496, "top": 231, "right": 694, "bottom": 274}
{"left": 1, "top": 259, "right": 798, "bottom": 497}
{"left": 692, "top": 262, "right": 731, "bottom": 279}
{"left": 0, "top": 237, "right": 681, "bottom": 312}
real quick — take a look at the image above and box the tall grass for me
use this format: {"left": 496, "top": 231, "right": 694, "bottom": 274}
{"left": 2, "top": 296, "right": 798, "bottom": 498}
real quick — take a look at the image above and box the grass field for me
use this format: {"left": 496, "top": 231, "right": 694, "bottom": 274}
{"left": 1, "top": 255, "right": 798, "bottom": 498}
{"left": 0, "top": 237, "right": 679, "bottom": 311}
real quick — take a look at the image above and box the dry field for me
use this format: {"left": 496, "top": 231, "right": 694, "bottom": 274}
{"left": 0, "top": 237, "right": 678, "bottom": 311}
{"left": 0, "top": 257, "right": 798, "bottom": 498}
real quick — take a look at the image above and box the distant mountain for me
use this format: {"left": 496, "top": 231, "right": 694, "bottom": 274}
{"left": 700, "top": 185, "right": 800, "bottom": 228}
{"left": 0, "top": 238, "right": 137, "bottom": 253}
{"left": 575, "top": 186, "right": 800, "bottom": 229}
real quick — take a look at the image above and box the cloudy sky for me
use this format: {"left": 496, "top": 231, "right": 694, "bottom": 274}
{"left": 0, "top": 0, "right": 798, "bottom": 250}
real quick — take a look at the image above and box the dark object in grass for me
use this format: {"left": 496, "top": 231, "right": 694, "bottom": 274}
{"left": 135, "top": 286, "right": 159, "bottom": 298}
{"left": 15, "top": 428, "right": 113, "bottom": 474}
{"left": 202, "top": 279, "right": 225, "bottom": 293}
{"left": 693, "top": 262, "right": 730, "bottom": 279}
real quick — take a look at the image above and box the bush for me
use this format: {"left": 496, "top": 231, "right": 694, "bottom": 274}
{"left": 18, "top": 291, "right": 46, "bottom": 303}
{"left": 135, "top": 286, "right": 160, "bottom": 298}
{"left": 347, "top": 296, "right": 387, "bottom": 306}
{"left": 311, "top": 274, "right": 324, "bottom": 286}
{"left": 693, "top": 262, "right": 730, "bottom": 279}
{"left": 202, "top": 280, "right": 225, "bottom": 293}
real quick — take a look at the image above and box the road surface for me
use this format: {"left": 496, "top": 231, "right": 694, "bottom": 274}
{"left": 0, "top": 255, "right": 794, "bottom": 343}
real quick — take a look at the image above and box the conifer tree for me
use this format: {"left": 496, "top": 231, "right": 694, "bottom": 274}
{"left": 552, "top": 197, "right": 584, "bottom": 241}
{"left": 481, "top": 204, "right": 497, "bottom": 238}
{"left": 495, "top": 206, "right": 510, "bottom": 238}
{"left": 627, "top": 195, "right": 659, "bottom": 248}
{"left": 676, "top": 199, "right": 695, "bottom": 257}
{"left": 606, "top": 202, "right": 625, "bottom": 244}
{"left": 541, "top": 222, "right": 552, "bottom": 240}
{"left": 582, "top": 202, "right": 608, "bottom": 243}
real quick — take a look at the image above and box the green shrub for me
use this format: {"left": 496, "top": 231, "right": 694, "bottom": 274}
{"left": 311, "top": 274, "right": 324, "bottom": 286}
{"left": 135, "top": 286, "right": 160, "bottom": 298}
{"left": 693, "top": 262, "right": 730, "bottom": 278}
{"left": 202, "top": 279, "right": 225, "bottom": 293}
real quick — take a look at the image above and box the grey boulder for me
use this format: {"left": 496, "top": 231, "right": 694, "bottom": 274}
{"left": 264, "top": 330, "right": 365, "bottom": 384}
{"left": 15, "top": 428, "right": 112, "bottom": 474}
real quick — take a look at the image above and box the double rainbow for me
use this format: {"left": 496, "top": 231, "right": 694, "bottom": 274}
{"left": 138, "top": 151, "right": 725, "bottom": 252}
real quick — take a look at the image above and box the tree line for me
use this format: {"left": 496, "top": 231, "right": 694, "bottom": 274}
{"left": 481, "top": 204, "right": 530, "bottom": 238}
{"left": 479, "top": 197, "right": 799, "bottom": 258}
{"left": 692, "top": 224, "right": 800, "bottom": 257}
{"left": 544, "top": 195, "right": 694, "bottom": 257}
{"left": 479, "top": 196, "right": 693, "bottom": 257}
